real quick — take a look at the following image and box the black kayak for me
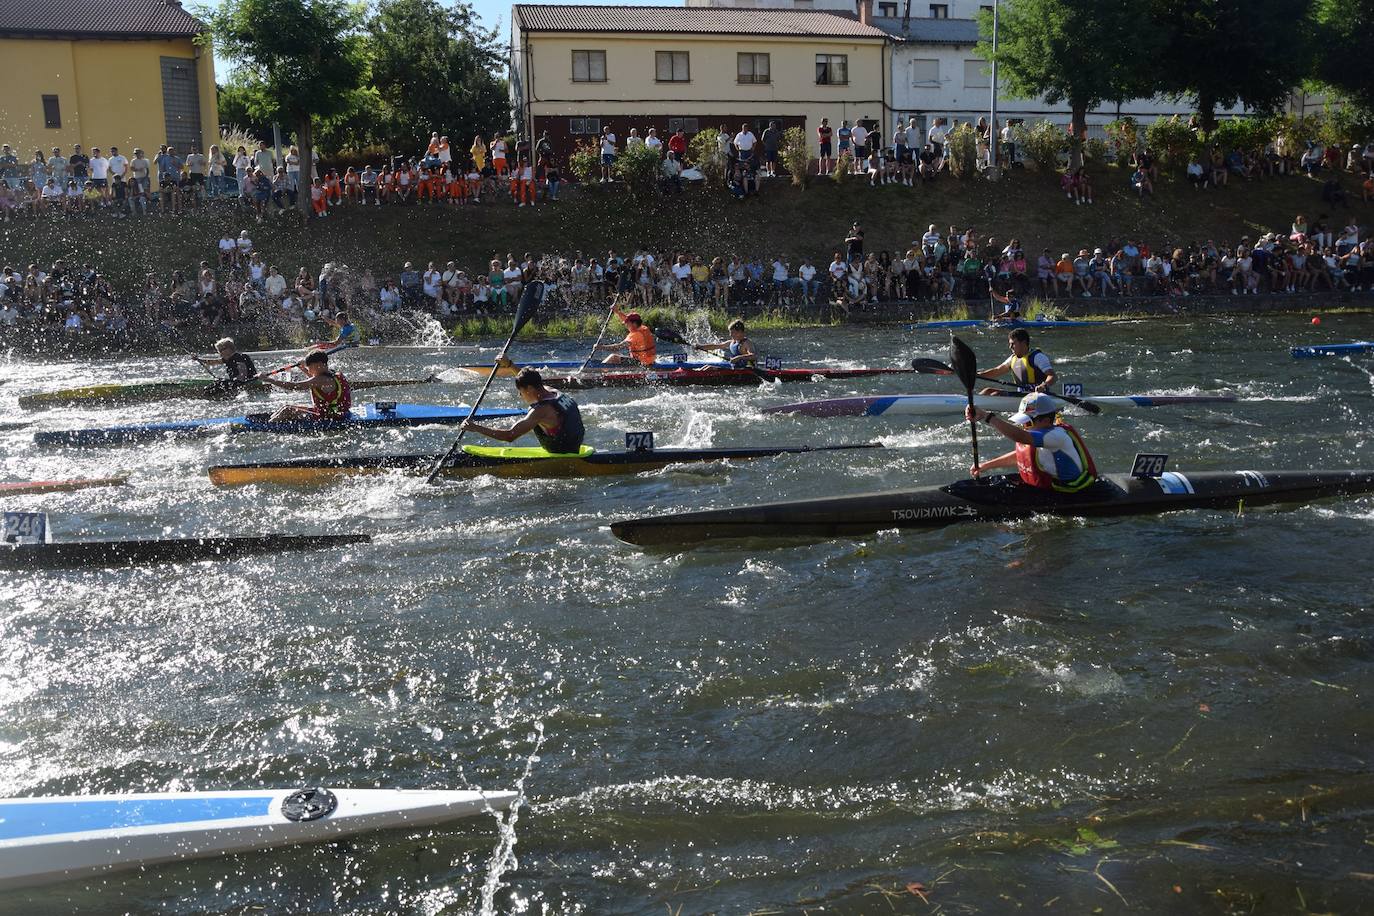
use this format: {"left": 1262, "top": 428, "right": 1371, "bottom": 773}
{"left": 1, "top": 534, "right": 370, "bottom": 570}
{"left": 610, "top": 470, "right": 1374, "bottom": 547}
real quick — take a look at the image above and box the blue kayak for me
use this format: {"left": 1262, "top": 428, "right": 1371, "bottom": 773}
{"left": 1291, "top": 341, "right": 1374, "bottom": 359}
{"left": 34, "top": 402, "right": 525, "bottom": 448}
{"left": 909, "top": 319, "right": 1112, "bottom": 330}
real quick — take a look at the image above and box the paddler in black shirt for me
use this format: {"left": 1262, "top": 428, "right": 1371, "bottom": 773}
{"left": 196, "top": 337, "right": 258, "bottom": 393}
{"left": 460, "top": 368, "right": 585, "bottom": 453}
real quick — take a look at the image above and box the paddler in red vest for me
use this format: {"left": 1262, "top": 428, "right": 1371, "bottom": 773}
{"left": 263, "top": 349, "right": 352, "bottom": 422}
{"left": 460, "top": 368, "right": 586, "bottom": 453}
{"left": 594, "top": 306, "right": 657, "bottom": 366}
{"left": 964, "top": 391, "right": 1098, "bottom": 493}
{"left": 977, "top": 327, "right": 1056, "bottom": 396}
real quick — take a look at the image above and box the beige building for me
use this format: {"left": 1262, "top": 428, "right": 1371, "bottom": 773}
{"left": 510, "top": 4, "right": 889, "bottom": 159}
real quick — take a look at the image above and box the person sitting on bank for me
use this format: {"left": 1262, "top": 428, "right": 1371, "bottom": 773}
{"left": 977, "top": 327, "right": 1055, "bottom": 396}
{"left": 262, "top": 349, "right": 351, "bottom": 422}
{"left": 964, "top": 392, "right": 1098, "bottom": 493}
{"left": 196, "top": 337, "right": 258, "bottom": 389}
{"left": 595, "top": 306, "right": 656, "bottom": 366}
{"left": 460, "top": 368, "right": 585, "bottom": 453}
{"left": 697, "top": 318, "right": 757, "bottom": 366}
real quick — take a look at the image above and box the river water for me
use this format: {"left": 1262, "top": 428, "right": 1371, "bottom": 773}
{"left": 2, "top": 315, "right": 1372, "bottom": 914}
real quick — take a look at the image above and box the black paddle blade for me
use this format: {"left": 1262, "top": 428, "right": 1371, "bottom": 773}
{"left": 910, "top": 357, "right": 955, "bottom": 374}
{"left": 654, "top": 326, "right": 687, "bottom": 345}
{"left": 512, "top": 281, "right": 544, "bottom": 336}
{"left": 949, "top": 335, "right": 979, "bottom": 391}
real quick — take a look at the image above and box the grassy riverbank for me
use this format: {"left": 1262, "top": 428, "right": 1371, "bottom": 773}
{"left": 2, "top": 165, "right": 1364, "bottom": 296}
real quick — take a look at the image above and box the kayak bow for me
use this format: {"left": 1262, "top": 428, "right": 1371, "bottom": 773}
{"left": 456, "top": 359, "right": 724, "bottom": 377}
{"left": 209, "top": 443, "right": 882, "bottom": 486}
{"left": 0, "top": 534, "right": 370, "bottom": 570}
{"left": 542, "top": 367, "right": 917, "bottom": 389}
{"left": 18, "top": 376, "right": 437, "bottom": 410}
{"left": 1290, "top": 341, "right": 1374, "bottom": 358}
{"left": 610, "top": 469, "right": 1374, "bottom": 547}
{"left": 0, "top": 477, "right": 129, "bottom": 496}
{"left": 764, "top": 393, "right": 1239, "bottom": 418}
{"left": 0, "top": 787, "right": 516, "bottom": 890}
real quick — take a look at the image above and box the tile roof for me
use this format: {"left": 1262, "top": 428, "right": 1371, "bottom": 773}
{"left": 514, "top": 4, "right": 888, "bottom": 38}
{"left": 0, "top": 0, "right": 205, "bottom": 38}
{"left": 872, "top": 15, "right": 980, "bottom": 43}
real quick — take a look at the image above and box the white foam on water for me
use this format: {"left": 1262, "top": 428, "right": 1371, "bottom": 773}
{"left": 478, "top": 721, "right": 545, "bottom": 916}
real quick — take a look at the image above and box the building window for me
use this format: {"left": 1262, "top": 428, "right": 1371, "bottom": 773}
{"left": 570, "top": 117, "right": 601, "bottom": 135}
{"left": 737, "top": 53, "right": 770, "bottom": 84}
{"left": 656, "top": 51, "right": 690, "bottom": 82}
{"left": 572, "top": 50, "right": 607, "bottom": 82}
{"left": 963, "top": 59, "right": 989, "bottom": 88}
{"left": 911, "top": 59, "right": 939, "bottom": 86}
{"left": 930, "top": 4, "right": 949, "bottom": 17}
{"left": 42, "top": 95, "right": 61, "bottom": 129}
{"left": 980, "top": 4, "right": 993, "bottom": 11}
{"left": 879, "top": 1, "right": 898, "bottom": 14}
{"left": 815, "top": 54, "right": 848, "bottom": 85}
{"left": 667, "top": 118, "right": 700, "bottom": 134}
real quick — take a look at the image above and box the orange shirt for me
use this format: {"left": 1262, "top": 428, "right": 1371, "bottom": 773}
{"left": 625, "top": 325, "right": 656, "bottom": 365}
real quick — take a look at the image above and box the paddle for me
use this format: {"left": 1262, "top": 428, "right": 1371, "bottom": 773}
{"left": 577, "top": 295, "right": 625, "bottom": 374}
{"left": 161, "top": 322, "right": 221, "bottom": 381}
{"left": 908, "top": 356, "right": 1102, "bottom": 414}
{"left": 653, "top": 326, "right": 767, "bottom": 380}
{"left": 426, "top": 281, "right": 543, "bottom": 483}
{"left": 253, "top": 342, "right": 356, "bottom": 380}
{"left": 949, "top": 334, "right": 981, "bottom": 474}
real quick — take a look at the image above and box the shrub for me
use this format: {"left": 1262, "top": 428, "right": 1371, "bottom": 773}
{"left": 1205, "top": 117, "right": 1269, "bottom": 156}
{"left": 568, "top": 142, "right": 600, "bottom": 183}
{"left": 1269, "top": 113, "right": 1321, "bottom": 158}
{"left": 1104, "top": 117, "right": 1139, "bottom": 165}
{"left": 1144, "top": 115, "right": 1199, "bottom": 169}
{"left": 946, "top": 122, "right": 979, "bottom": 178}
{"left": 1318, "top": 102, "right": 1374, "bottom": 151}
{"left": 219, "top": 124, "right": 260, "bottom": 155}
{"left": 688, "top": 128, "right": 725, "bottom": 187}
{"left": 1083, "top": 137, "right": 1109, "bottom": 168}
{"left": 831, "top": 151, "right": 853, "bottom": 185}
{"left": 1013, "top": 119, "right": 1068, "bottom": 171}
{"left": 611, "top": 141, "right": 662, "bottom": 197}
{"left": 780, "top": 126, "right": 810, "bottom": 187}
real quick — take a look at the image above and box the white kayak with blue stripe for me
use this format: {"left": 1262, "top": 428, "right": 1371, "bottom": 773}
{"left": 764, "top": 393, "right": 1238, "bottom": 418}
{"left": 0, "top": 787, "right": 517, "bottom": 890}
{"left": 1290, "top": 341, "right": 1374, "bottom": 358}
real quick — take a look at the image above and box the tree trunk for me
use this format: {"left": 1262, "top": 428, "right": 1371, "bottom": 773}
{"left": 1198, "top": 95, "right": 1217, "bottom": 133}
{"left": 297, "top": 116, "right": 313, "bottom": 217}
{"left": 1070, "top": 104, "right": 1087, "bottom": 140}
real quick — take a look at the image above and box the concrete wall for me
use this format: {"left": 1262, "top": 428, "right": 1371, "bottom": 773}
{"left": 0, "top": 36, "right": 218, "bottom": 156}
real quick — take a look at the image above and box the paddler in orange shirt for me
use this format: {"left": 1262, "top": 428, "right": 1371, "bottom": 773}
{"left": 594, "top": 306, "right": 657, "bottom": 366}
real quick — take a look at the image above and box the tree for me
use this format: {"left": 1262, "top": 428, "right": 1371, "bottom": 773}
{"left": 1155, "top": 0, "right": 1313, "bottom": 130}
{"left": 367, "top": 0, "right": 508, "bottom": 155}
{"left": 976, "top": 0, "right": 1160, "bottom": 139}
{"left": 204, "top": 0, "right": 366, "bottom": 215}
{"left": 1311, "top": 0, "right": 1374, "bottom": 110}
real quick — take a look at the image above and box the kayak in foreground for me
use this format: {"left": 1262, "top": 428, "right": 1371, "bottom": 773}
{"left": 0, "top": 477, "right": 128, "bottom": 496}
{"left": 34, "top": 402, "right": 524, "bottom": 448}
{"left": 764, "top": 393, "right": 1238, "bottom": 418}
{"left": 208, "top": 442, "right": 882, "bottom": 486}
{"left": 18, "top": 376, "right": 437, "bottom": 410}
{"left": 0, "top": 533, "right": 370, "bottom": 570}
{"left": 610, "top": 469, "right": 1374, "bottom": 547}
{"left": 1290, "top": 341, "right": 1374, "bottom": 358}
{"left": 456, "top": 359, "right": 724, "bottom": 377}
{"left": 909, "top": 318, "right": 1115, "bottom": 329}
{"left": 542, "top": 367, "right": 917, "bottom": 389}
{"left": 0, "top": 787, "right": 516, "bottom": 890}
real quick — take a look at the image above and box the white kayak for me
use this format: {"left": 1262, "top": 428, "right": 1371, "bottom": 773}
{"left": 0, "top": 786, "right": 517, "bottom": 890}
{"left": 763, "top": 393, "right": 1238, "bottom": 418}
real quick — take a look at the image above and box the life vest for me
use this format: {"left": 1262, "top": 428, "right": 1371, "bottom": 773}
{"left": 1010, "top": 347, "right": 1049, "bottom": 388}
{"left": 626, "top": 324, "right": 656, "bottom": 365}
{"left": 532, "top": 391, "right": 585, "bottom": 453}
{"left": 727, "top": 338, "right": 755, "bottom": 364}
{"left": 309, "top": 370, "right": 351, "bottom": 419}
{"left": 335, "top": 323, "right": 360, "bottom": 345}
{"left": 225, "top": 351, "right": 257, "bottom": 383}
{"left": 1014, "top": 421, "right": 1097, "bottom": 493}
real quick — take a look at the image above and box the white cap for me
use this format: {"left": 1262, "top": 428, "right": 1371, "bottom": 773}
{"left": 1008, "top": 392, "right": 1059, "bottom": 425}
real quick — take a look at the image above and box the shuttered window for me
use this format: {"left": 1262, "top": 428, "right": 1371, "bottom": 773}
{"left": 160, "top": 57, "right": 202, "bottom": 149}
{"left": 42, "top": 95, "right": 61, "bottom": 129}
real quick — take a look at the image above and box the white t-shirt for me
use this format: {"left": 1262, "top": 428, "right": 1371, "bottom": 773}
{"left": 851, "top": 125, "right": 869, "bottom": 148}
{"left": 627, "top": 135, "right": 644, "bottom": 149}
{"left": 502, "top": 267, "right": 522, "bottom": 285}
{"left": 236, "top": 237, "right": 252, "bottom": 255}
{"left": 929, "top": 125, "right": 947, "bottom": 145}
{"left": 108, "top": 154, "right": 128, "bottom": 176}
{"left": 799, "top": 264, "right": 816, "bottom": 282}
{"left": 266, "top": 274, "right": 287, "bottom": 297}
{"left": 829, "top": 259, "right": 847, "bottom": 279}
{"left": 42, "top": 184, "right": 62, "bottom": 201}
{"left": 89, "top": 156, "right": 110, "bottom": 180}
{"left": 492, "top": 139, "right": 507, "bottom": 160}
{"left": 734, "top": 131, "right": 756, "bottom": 152}
{"left": 671, "top": 262, "right": 692, "bottom": 281}
{"left": 422, "top": 270, "right": 441, "bottom": 296}
{"left": 600, "top": 133, "right": 617, "bottom": 155}
{"left": 645, "top": 136, "right": 662, "bottom": 152}
{"left": 218, "top": 237, "right": 235, "bottom": 254}
{"left": 772, "top": 260, "right": 788, "bottom": 281}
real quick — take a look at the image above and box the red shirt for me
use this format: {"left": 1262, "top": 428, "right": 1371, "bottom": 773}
{"left": 668, "top": 134, "right": 687, "bottom": 156}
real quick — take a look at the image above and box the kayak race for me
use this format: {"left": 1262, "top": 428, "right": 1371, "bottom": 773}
{"left": 6, "top": 9, "right": 1374, "bottom": 908}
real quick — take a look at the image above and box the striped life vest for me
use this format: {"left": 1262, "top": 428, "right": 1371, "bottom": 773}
{"left": 309, "top": 370, "right": 351, "bottom": 419}
{"left": 1014, "top": 421, "right": 1097, "bottom": 493}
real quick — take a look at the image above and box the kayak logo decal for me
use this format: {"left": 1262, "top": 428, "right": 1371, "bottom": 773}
{"left": 1237, "top": 470, "right": 1270, "bottom": 489}
{"left": 1158, "top": 472, "right": 1194, "bottom": 495}
{"left": 891, "top": 505, "right": 980, "bottom": 520}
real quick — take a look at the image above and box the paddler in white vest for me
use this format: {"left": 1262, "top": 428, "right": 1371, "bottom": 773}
{"left": 977, "top": 328, "right": 1056, "bottom": 396}
{"left": 460, "top": 367, "right": 586, "bottom": 453}
{"left": 696, "top": 318, "right": 757, "bottom": 366}
{"left": 965, "top": 392, "right": 1098, "bottom": 493}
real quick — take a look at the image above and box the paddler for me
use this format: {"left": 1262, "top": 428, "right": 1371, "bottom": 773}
{"left": 594, "top": 306, "right": 657, "bottom": 366}
{"left": 195, "top": 337, "right": 258, "bottom": 393}
{"left": 697, "top": 318, "right": 757, "bottom": 367}
{"left": 965, "top": 392, "right": 1097, "bottom": 492}
{"left": 262, "top": 349, "right": 351, "bottom": 422}
{"left": 977, "top": 328, "right": 1056, "bottom": 396}
{"left": 316, "top": 310, "right": 361, "bottom": 348}
{"left": 459, "top": 367, "right": 585, "bottom": 452}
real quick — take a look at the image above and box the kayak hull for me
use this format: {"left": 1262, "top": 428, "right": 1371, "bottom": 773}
{"left": 910, "top": 319, "right": 1112, "bottom": 329}
{"left": 34, "top": 403, "right": 523, "bottom": 448}
{"left": 19, "top": 377, "right": 436, "bottom": 410}
{"left": 209, "top": 443, "right": 882, "bottom": 486}
{"left": 456, "top": 359, "right": 722, "bottom": 377}
{"left": 0, "top": 787, "right": 516, "bottom": 890}
{"left": 764, "top": 393, "right": 1239, "bottom": 418}
{"left": 0, "top": 534, "right": 370, "bottom": 570}
{"left": 1291, "top": 341, "right": 1374, "bottom": 358}
{"left": 0, "top": 477, "right": 129, "bottom": 496}
{"left": 610, "top": 470, "right": 1374, "bottom": 547}
{"left": 543, "top": 367, "right": 916, "bottom": 389}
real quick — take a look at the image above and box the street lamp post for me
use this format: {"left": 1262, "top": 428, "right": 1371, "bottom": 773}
{"left": 988, "top": 0, "right": 1000, "bottom": 179}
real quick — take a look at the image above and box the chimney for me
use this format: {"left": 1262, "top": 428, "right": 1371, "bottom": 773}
{"left": 858, "top": 0, "right": 873, "bottom": 24}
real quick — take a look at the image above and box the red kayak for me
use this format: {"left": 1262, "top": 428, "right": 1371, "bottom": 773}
{"left": 543, "top": 367, "right": 917, "bottom": 389}
{"left": 0, "top": 477, "right": 129, "bottom": 496}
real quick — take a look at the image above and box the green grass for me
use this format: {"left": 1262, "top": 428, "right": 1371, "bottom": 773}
{"left": 446, "top": 306, "right": 831, "bottom": 341}
{"left": 1, "top": 165, "right": 1365, "bottom": 298}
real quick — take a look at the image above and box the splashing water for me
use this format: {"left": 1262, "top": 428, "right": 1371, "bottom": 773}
{"left": 478, "top": 721, "right": 545, "bottom": 916}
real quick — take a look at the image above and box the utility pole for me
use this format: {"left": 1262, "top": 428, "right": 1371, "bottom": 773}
{"left": 987, "top": 0, "right": 1000, "bottom": 180}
